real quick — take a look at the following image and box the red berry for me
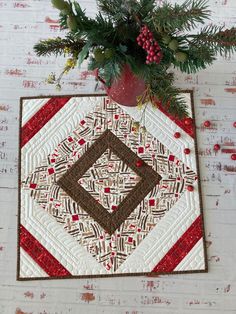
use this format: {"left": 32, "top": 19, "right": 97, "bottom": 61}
{"left": 187, "top": 185, "right": 194, "bottom": 192}
{"left": 153, "top": 55, "right": 158, "bottom": 62}
{"left": 146, "top": 60, "right": 150, "bottom": 64}
{"left": 204, "top": 120, "right": 211, "bottom": 127}
{"left": 174, "top": 132, "right": 181, "bottom": 138}
{"left": 136, "top": 160, "right": 144, "bottom": 167}
{"left": 149, "top": 46, "right": 155, "bottom": 51}
{"left": 148, "top": 33, "right": 153, "bottom": 39}
{"left": 150, "top": 50, "right": 155, "bottom": 56}
{"left": 184, "top": 117, "right": 193, "bottom": 126}
{"left": 233, "top": 122, "right": 236, "bottom": 128}
{"left": 214, "top": 144, "right": 221, "bottom": 151}
{"left": 184, "top": 148, "right": 191, "bottom": 154}
{"left": 231, "top": 154, "right": 236, "bottom": 160}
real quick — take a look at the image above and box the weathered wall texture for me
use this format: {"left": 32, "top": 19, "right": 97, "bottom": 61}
{"left": 0, "top": 0, "right": 236, "bottom": 313}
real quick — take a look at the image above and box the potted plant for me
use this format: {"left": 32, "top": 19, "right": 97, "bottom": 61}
{"left": 34, "top": 0, "right": 236, "bottom": 118}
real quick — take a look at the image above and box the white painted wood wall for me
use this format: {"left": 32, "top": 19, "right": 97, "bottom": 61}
{"left": 0, "top": 0, "right": 236, "bottom": 313}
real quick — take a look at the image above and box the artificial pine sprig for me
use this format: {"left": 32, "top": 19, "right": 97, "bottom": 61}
{"left": 190, "top": 26, "right": 236, "bottom": 55}
{"left": 152, "top": 0, "right": 210, "bottom": 32}
{"left": 34, "top": 35, "right": 85, "bottom": 57}
{"left": 98, "top": 0, "right": 155, "bottom": 23}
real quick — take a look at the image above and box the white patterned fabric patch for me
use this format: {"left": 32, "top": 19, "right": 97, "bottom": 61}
{"left": 18, "top": 93, "right": 207, "bottom": 280}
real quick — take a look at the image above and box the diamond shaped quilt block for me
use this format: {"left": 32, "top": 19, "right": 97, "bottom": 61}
{"left": 18, "top": 94, "right": 207, "bottom": 280}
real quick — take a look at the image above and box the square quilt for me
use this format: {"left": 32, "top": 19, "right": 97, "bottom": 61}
{"left": 18, "top": 92, "right": 207, "bottom": 280}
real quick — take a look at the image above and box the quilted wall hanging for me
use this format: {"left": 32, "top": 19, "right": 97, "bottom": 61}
{"left": 17, "top": 92, "right": 207, "bottom": 280}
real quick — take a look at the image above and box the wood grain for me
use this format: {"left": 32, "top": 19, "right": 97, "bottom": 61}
{"left": 0, "top": 0, "right": 236, "bottom": 313}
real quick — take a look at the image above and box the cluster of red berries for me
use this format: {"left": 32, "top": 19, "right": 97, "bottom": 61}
{"left": 136, "top": 25, "right": 163, "bottom": 65}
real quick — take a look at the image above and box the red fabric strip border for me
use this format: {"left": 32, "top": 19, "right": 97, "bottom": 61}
{"left": 152, "top": 215, "right": 202, "bottom": 273}
{"left": 157, "top": 104, "right": 195, "bottom": 139}
{"left": 21, "top": 97, "right": 71, "bottom": 147}
{"left": 20, "top": 225, "right": 71, "bottom": 277}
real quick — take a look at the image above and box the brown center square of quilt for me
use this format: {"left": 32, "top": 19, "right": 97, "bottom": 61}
{"left": 57, "top": 129, "right": 162, "bottom": 235}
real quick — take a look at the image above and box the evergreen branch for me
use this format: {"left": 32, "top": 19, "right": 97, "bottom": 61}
{"left": 88, "top": 54, "right": 124, "bottom": 86}
{"left": 189, "top": 26, "right": 236, "bottom": 56}
{"left": 174, "top": 45, "right": 216, "bottom": 73}
{"left": 87, "top": 12, "right": 116, "bottom": 44}
{"left": 97, "top": 0, "right": 132, "bottom": 22}
{"left": 145, "top": 69, "right": 189, "bottom": 117}
{"left": 97, "top": 0, "right": 155, "bottom": 24}
{"left": 153, "top": 0, "right": 210, "bottom": 32}
{"left": 73, "top": 1, "right": 93, "bottom": 30}
{"left": 59, "top": 13, "right": 68, "bottom": 30}
{"left": 135, "top": 0, "right": 156, "bottom": 20}
{"left": 33, "top": 36, "right": 85, "bottom": 57}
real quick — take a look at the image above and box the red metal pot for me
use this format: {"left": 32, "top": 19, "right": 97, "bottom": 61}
{"left": 95, "top": 64, "right": 146, "bottom": 107}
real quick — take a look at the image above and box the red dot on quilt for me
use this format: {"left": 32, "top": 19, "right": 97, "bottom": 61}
{"left": 233, "top": 122, "right": 236, "bottom": 128}
{"left": 204, "top": 120, "right": 211, "bottom": 127}
{"left": 187, "top": 185, "right": 194, "bottom": 192}
{"left": 174, "top": 132, "right": 181, "bottom": 138}
{"left": 78, "top": 139, "right": 86, "bottom": 146}
{"left": 136, "top": 160, "right": 144, "bottom": 167}
{"left": 184, "top": 148, "right": 191, "bottom": 154}
{"left": 169, "top": 155, "right": 175, "bottom": 161}
{"left": 214, "top": 144, "right": 221, "bottom": 151}
{"left": 128, "top": 237, "right": 133, "bottom": 243}
{"left": 149, "top": 199, "right": 155, "bottom": 206}
{"left": 184, "top": 117, "right": 193, "bottom": 126}
{"left": 30, "top": 183, "right": 37, "bottom": 189}
{"left": 72, "top": 215, "right": 79, "bottom": 221}
{"left": 231, "top": 154, "right": 236, "bottom": 160}
{"left": 48, "top": 168, "right": 55, "bottom": 175}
